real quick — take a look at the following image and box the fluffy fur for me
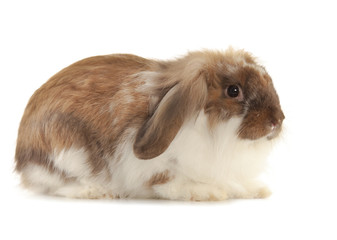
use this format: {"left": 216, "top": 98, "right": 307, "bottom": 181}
{"left": 15, "top": 48, "right": 284, "bottom": 201}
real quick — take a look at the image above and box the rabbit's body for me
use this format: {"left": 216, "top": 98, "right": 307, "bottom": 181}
{"left": 15, "top": 49, "right": 284, "bottom": 200}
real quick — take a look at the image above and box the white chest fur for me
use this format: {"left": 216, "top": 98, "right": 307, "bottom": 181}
{"left": 154, "top": 112, "right": 274, "bottom": 199}
{"left": 168, "top": 112, "right": 273, "bottom": 183}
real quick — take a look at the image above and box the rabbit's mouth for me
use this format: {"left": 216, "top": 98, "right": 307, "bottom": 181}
{"left": 267, "top": 122, "right": 283, "bottom": 140}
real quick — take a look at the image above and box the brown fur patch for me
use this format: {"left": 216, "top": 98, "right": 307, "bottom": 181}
{"left": 146, "top": 170, "right": 171, "bottom": 186}
{"left": 15, "top": 147, "right": 50, "bottom": 172}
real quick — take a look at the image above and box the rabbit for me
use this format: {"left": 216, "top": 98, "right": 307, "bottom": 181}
{"left": 15, "top": 48, "right": 284, "bottom": 201}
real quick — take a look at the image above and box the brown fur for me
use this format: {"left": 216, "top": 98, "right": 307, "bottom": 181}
{"left": 146, "top": 170, "right": 171, "bottom": 186}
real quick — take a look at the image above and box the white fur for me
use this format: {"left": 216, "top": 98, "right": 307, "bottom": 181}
{"left": 134, "top": 71, "right": 161, "bottom": 92}
{"left": 21, "top": 164, "right": 64, "bottom": 193}
{"left": 152, "top": 112, "right": 273, "bottom": 199}
{"left": 21, "top": 111, "right": 273, "bottom": 200}
{"left": 224, "top": 52, "right": 266, "bottom": 77}
{"left": 134, "top": 71, "right": 161, "bottom": 112}
{"left": 244, "top": 61, "right": 266, "bottom": 76}
{"left": 52, "top": 147, "right": 91, "bottom": 178}
{"left": 109, "top": 87, "right": 136, "bottom": 113}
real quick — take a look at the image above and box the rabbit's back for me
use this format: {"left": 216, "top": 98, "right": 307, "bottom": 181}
{"left": 15, "top": 54, "right": 157, "bottom": 194}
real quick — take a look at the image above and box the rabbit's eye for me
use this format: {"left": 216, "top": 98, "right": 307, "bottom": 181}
{"left": 227, "top": 85, "right": 240, "bottom": 98}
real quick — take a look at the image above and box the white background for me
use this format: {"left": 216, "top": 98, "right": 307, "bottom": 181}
{"left": 1, "top": 0, "right": 336, "bottom": 239}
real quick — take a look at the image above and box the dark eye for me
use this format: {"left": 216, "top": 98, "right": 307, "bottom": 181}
{"left": 227, "top": 85, "right": 240, "bottom": 98}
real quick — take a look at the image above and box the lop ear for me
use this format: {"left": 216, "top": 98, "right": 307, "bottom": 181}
{"left": 133, "top": 72, "right": 208, "bottom": 159}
